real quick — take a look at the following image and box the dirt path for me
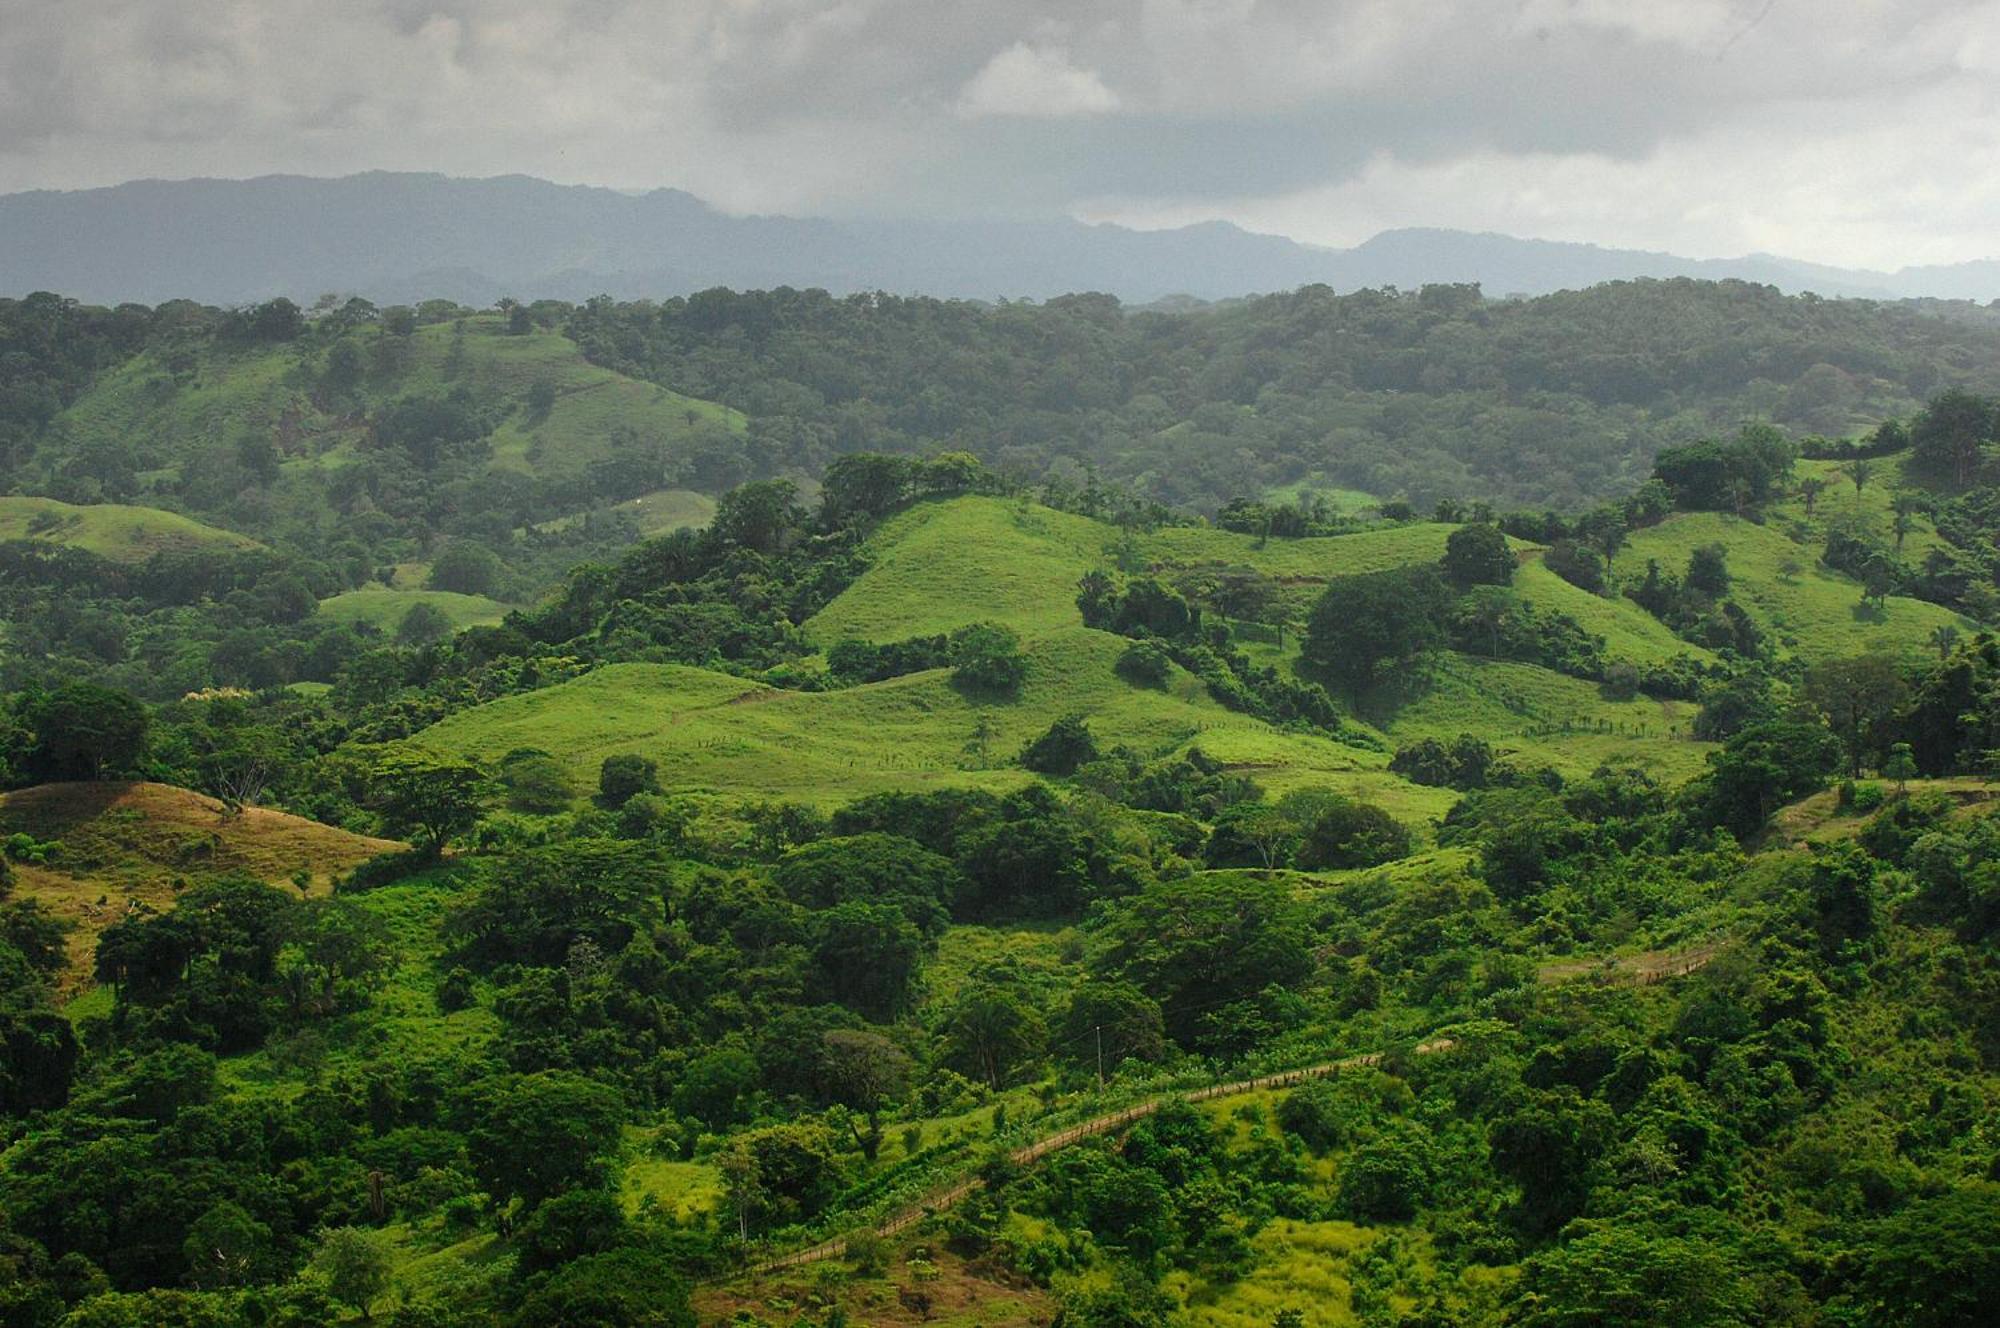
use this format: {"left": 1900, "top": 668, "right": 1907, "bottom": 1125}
{"left": 1536, "top": 940, "right": 1723, "bottom": 987}
{"left": 748, "top": 1036, "right": 1458, "bottom": 1275}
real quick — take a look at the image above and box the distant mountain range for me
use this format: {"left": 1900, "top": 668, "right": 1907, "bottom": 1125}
{"left": 3, "top": 172, "right": 1996, "bottom": 307}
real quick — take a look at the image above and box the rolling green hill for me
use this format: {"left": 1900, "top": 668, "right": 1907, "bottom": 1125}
{"left": 0, "top": 495, "right": 259, "bottom": 560}
{"left": 315, "top": 586, "right": 512, "bottom": 632}
{"left": 427, "top": 494, "right": 1737, "bottom": 821}
{"left": 58, "top": 315, "right": 743, "bottom": 489}
{"left": 1612, "top": 510, "right": 1970, "bottom": 661}
{"left": 416, "top": 631, "right": 1433, "bottom": 812}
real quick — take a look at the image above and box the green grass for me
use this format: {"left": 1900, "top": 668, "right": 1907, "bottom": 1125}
{"left": 620, "top": 1151, "right": 723, "bottom": 1223}
{"left": 1773, "top": 456, "right": 1950, "bottom": 566}
{"left": 1377, "top": 655, "right": 1712, "bottom": 785}
{"left": 1263, "top": 479, "right": 1382, "bottom": 515}
{"left": 806, "top": 496, "right": 1485, "bottom": 646}
{"left": 316, "top": 586, "right": 511, "bottom": 632}
{"left": 0, "top": 495, "right": 258, "bottom": 561}
{"left": 1613, "top": 511, "right": 1970, "bottom": 663}
{"left": 414, "top": 630, "right": 1398, "bottom": 807}
{"left": 533, "top": 487, "right": 716, "bottom": 537}
{"left": 1512, "top": 559, "right": 1716, "bottom": 671}
{"left": 806, "top": 498, "right": 1116, "bottom": 642}
{"left": 426, "top": 496, "right": 1712, "bottom": 814}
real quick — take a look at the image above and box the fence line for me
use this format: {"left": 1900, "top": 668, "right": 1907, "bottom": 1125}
{"left": 746, "top": 1037, "right": 1456, "bottom": 1275}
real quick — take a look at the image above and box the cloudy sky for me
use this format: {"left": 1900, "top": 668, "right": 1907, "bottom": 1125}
{"left": 3, "top": 0, "right": 1998, "bottom": 269}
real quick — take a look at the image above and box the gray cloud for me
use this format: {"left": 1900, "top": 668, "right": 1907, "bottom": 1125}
{"left": 0, "top": 0, "right": 1996, "bottom": 267}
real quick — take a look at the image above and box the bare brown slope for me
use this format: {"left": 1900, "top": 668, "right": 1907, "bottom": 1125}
{"left": 0, "top": 781, "right": 400, "bottom": 994}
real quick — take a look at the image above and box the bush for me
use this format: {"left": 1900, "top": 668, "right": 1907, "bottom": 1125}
{"left": 597, "top": 754, "right": 660, "bottom": 809}
{"left": 949, "top": 622, "right": 1027, "bottom": 694}
{"left": 1444, "top": 522, "right": 1516, "bottom": 587}
{"left": 1021, "top": 715, "right": 1099, "bottom": 776}
{"left": 1116, "top": 640, "right": 1174, "bottom": 688}
{"left": 1296, "top": 797, "right": 1413, "bottom": 869}
{"left": 501, "top": 752, "right": 573, "bottom": 814}
{"left": 426, "top": 542, "right": 501, "bottom": 596}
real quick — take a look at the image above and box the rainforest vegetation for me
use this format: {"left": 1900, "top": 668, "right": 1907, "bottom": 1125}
{"left": 0, "top": 281, "right": 1996, "bottom": 1327}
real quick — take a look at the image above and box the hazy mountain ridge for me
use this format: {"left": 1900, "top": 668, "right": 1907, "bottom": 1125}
{"left": 5, "top": 172, "right": 1998, "bottom": 305}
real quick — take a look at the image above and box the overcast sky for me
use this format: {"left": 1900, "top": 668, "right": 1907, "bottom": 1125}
{"left": 3, "top": 0, "right": 1998, "bottom": 269}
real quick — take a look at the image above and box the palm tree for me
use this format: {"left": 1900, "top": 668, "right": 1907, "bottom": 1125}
{"left": 1848, "top": 459, "right": 1875, "bottom": 503}
{"left": 1891, "top": 492, "right": 1923, "bottom": 553}
{"left": 1931, "top": 623, "right": 1961, "bottom": 660}
{"left": 1799, "top": 476, "right": 1828, "bottom": 516}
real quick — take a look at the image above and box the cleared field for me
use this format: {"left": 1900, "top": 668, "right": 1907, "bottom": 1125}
{"left": 533, "top": 487, "right": 717, "bottom": 537}
{"left": 1613, "top": 510, "right": 1970, "bottom": 663}
{"left": 317, "top": 586, "right": 512, "bottom": 632}
{"left": 416, "top": 630, "right": 1404, "bottom": 807}
{"left": 1377, "top": 654, "right": 1712, "bottom": 784}
{"left": 0, "top": 495, "right": 258, "bottom": 560}
{"left": 1512, "top": 559, "right": 1717, "bottom": 671}
{"left": 0, "top": 781, "right": 399, "bottom": 992}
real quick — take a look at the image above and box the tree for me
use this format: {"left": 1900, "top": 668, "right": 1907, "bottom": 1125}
{"left": 500, "top": 751, "right": 573, "bottom": 814}
{"left": 1859, "top": 1182, "right": 2000, "bottom": 1328}
{"left": 369, "top": 748, "right": 484, "bottom": 855}
{"left": 1685, "top": 543, "right": 1731, "bottom": 598}
{"left": 811, "top": 901, "right": 924, "bottom": 1019}
{"left": 395, "top": 600, "right": 454, "bottom": 646}
{"left": 21, "top": 684, "right": 148, "bottom": 781}
{"left": 1930, "top": 623, "right": 1960, "bottom": 661}
{"left": 1510, "top": 1220, "right": 1760, "bottom": 1328}
{"left": 1443, "top": 522, "right": 1514, "bottom": 587}
{"left": 817, "top": 1029, "right": 912, "bottom": 1156}
{"left": 464, "top": 1071, "right": 625, "bottom": 1209}
{"left": 1543, "top": 539, "right": 1606, "bottom": 594}
{"left": 1060, "top": 980, "right": 1167, "bottom": 1075}
{"left": 944, "top": 982, "right": 1045, "bottom": 1088}
{"left": 949, "top": 621, "right": 1028, "bottom": 694}
{"left": 1884, "top": 742, "right": 1917, "bottom": 796}
{"left": 1021, "top": 714, "right": 1098, "bottom": 775}
{"left": 1302, "top": 566, "right": 1451, "bottom": 702}
{"left": 1909, "top": 387, "right": 1994, "bottom": 489}
{"left": 1805, "top": 654, "right": 1909, "bottom": 778}
{"left": 426, "top": 541, "right": 500, "bottom": 596}
{"left": 513, "top": 1248, "right": 696, "bottom": 1328}
{"left": 597, "top": 754, "right": 660, "bottom": 808}
{"left": 307, "top": 1227, "right": 389, "bottom": 1319}
{"left": 1092, "top": 874, "right": 1312, "bottom": 1052}
{"left": 1685, "top": 720, "right": 1843, "bottom": 839}
{"left": 1295, "top": 797, "right": 1413, "bottom": 869}
{"left": 1798, "top": 475, "right": 1827, "bottom": 516}
{"left": 1489, "top": 1089, "right": 1615, "bottom": 1234}
{"left": 819, "top": 452, "right": 914, "bottom": 524}
{"left": 1848, "top": 458, "right": 1875, "bottom": 500}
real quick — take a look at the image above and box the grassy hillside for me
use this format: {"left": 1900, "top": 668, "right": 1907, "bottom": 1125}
{"left": 417, "top": 630, "right": 1428, "bottom": 810}
{"left": 532, "top": 486, "right": 716, "bottom": 537}
{"left": 426, "top": 495, "right": 1731, "bottom": 819}
{"left": 316, "top": 585, "right": 512, "bottom": 632}
{"left": 1613, "top": 510, "right": 1970, "bottom": 661}
{"left": 0, "top": 781, "right": 399, "bottom": 990}
{"left": 0, "top": 495, "right": 259, "bottom": 560}
{"left": 60, "top": 316, "right": 743, "bottom": 485}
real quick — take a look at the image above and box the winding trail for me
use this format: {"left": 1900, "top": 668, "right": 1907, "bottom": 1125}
{"left": 748, "top": 1036, "right": 1458, "bottom": 1276}
{"left": 740, "top": 940, "right": 1725, "bottom": 1278}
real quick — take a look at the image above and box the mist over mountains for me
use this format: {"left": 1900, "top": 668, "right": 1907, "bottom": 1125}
{"left": 4, "top": 171, "right": 1997, "bottom": 307}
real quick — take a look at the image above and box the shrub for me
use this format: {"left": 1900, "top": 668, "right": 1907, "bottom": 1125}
{"left": 1021, "top": 715, "right": 1099, "bottom": 776}
{"left": 949, "top": 622, "right": 1027, "bottom": 693}
{"left": 1296, "top": 798, "right": 1413, "bottom": 869}
{"left": 1116, "top": 640, "right": 1174, "bottom": 688}
{"left": 597, "top": 754, "right": 660, "bottom": 809}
